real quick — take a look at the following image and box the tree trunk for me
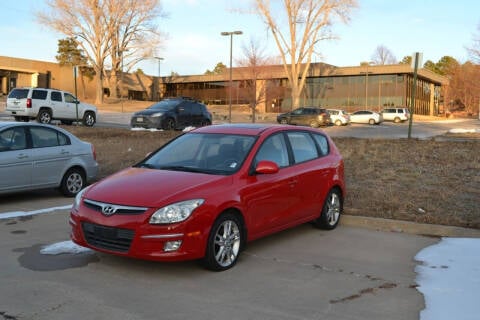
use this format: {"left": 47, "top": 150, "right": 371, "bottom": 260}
{"left": 95, "top": 71, "right": 103, "bottom": 105}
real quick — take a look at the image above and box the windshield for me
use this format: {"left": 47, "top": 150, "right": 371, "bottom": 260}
{"left": 136, "top": 133, "right": 256, "bottom": 175}
{"left": 147, "top": 100, "right": 179, "bottom": 111}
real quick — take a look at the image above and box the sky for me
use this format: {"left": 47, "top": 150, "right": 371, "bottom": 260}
{"left": 1, "top": 205, "right": 479, "bottom": 319}
{"left": 0, "top": 0, "right": 479, "bottom": 76}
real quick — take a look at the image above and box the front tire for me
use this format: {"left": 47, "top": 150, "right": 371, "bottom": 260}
{"left": 203, "top": 213, "right": 243, "bottom": 271}
{"left": 309, "top": 120, "right": 320, "bottom": 128}
{"left": 162, "top": 118, "right": 176, "bottom": 130}
{"left": 83, "top": 112, "right": 96, "bottom": 127}
{"left": 279, "top": 118, "right": 288, "bottom": 124}
{"left": 314, "top": 188, "right": 343, "bottom": 230}
{"left": 335, "top": 120, "right": 342, "bottom": 126}
{"left": 368, "top": 119, "right": 375, "bottom": 125}
{"left": 60, "top": 168, "right": 85, "bottom": 197}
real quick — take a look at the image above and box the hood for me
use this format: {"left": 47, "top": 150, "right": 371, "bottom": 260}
{"left": 79, "top": 101, "right": 97, "bottom": 112}
{"left": 85, "top": 167, "right": 232, "bottom": 207}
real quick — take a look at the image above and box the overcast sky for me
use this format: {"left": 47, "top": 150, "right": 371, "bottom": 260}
{"left": 0, "top": 0, "right": 478, "bottom": 76}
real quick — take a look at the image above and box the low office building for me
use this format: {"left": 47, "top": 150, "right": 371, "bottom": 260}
{"left": 1, "top": 55, "right": 447, "bottom": 115}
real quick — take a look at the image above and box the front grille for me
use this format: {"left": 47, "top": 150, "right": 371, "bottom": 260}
{"left": 82, "top": 222, "right": 134, "bottom": 253}
{"left": 83, "top": 199, "right": 148, "bottom": 215}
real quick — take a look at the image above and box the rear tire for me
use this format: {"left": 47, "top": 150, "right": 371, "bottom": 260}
{"left": 279, "top": 118, "right": 288, "bottom": 124}
{"left": 37, "top": 109, "right": 52, "bottom": 124}
{"left": 314, "top": 188, "right": 342, "bottom": 230}
{"left": 368, "top": 119, "right": 375, "bottom": 125}
{"left": 309, "top": 120, "right": 320, "bottom": 128}
{"left": 60, "top": 168, "right": 85, "bottom": 197}
{"left": 203, "top": 213, "right": 243, "bottom": 271}
{"left": 393, "top": 117, "right": 401, "bottom": 123}
{"left": 335, "top": 120, "right": 342, "bottom": 126}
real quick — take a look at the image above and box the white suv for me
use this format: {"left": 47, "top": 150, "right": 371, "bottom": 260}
{"left": 6, "top": 87, "right": 97, "bottom": 126}
{"left": 381, "top": 108, "right": 410, "bottom": 123}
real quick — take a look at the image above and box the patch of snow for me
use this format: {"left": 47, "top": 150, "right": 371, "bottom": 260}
{"left": 130, "top": 127, "right": 164, "bottom": 132}
{"left": 415, "top": 238, "right": 480, "bottom": 320}
{"left": 448, "top": 128, "right": 478, "bottom": 134}
{"left": 40, "top": 240, "right": 93, "bottom": 255}
{"left": 183, "top": 126, "right": 196, "bottom": 132}
{"left": 0, "top": 205, "right": 72, "bottom": 220}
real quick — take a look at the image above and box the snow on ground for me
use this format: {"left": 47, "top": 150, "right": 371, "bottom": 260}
{"left": 448, "top": 128, "right": 480, "bottom": 134}
{"left": 0, "top": 205, "right": 71, "bottom": 220}
{"left": 40, "top": 240, "right": 93, "bottom": 255}
{"left": 415, "top": 238, "right": 480, "bottom": 320}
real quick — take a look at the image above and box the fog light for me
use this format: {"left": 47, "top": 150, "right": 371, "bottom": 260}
{"left": 164, "top": 240, "right": 182, "bottom": 252}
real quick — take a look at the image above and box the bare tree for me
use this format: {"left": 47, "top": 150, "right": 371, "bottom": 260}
{"left": 466, "top": 22, "right": 480, "bottom": 63}
{"left": 37, "top": 0, "right": 163, "bottom": 105}
{"left": 254, "top": 0, "right": 357, "bottom": 109}
{"left": 371, "top": 45, "right": 397, "bottom": 65}
{"left": 236, "top": 37, "right": 272, "bottom": 122}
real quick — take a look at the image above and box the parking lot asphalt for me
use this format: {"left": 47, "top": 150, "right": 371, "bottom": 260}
{"left": 0, "top": 207, "right": 438, "bottom": 320}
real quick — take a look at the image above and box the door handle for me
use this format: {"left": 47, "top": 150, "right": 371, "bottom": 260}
{"left": 60, "top": 150, "right": 70, "bottom": 155}
{"left": 17, "top": 154, "right": 28, "bottom": 159}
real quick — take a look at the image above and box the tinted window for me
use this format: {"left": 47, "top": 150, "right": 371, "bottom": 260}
{"left": 287, "top": 131, "right": 317, "bottom": 163}
{"left": 8, "top": 89, "right": 29, "bottom": 99}
{"left": 32, "top": 90, "right": 48, "bottom": 100}
{"left": 64, "top": 93, "right": 76, "bottom": 103}
{"left": 30, "top": 127, "right": 70, "bottom": 148}
{"left": 255, "top": 134, "right": 289, "bottom": 168}
{"left": 312, "top": 133, "right": 329, "bottom": 156}
{"left": 50, "top": 91, "right": 62, "bottom": 102}
{"left": 0, "top": 127, "right": 27, "bottom": 151}
{"left": 190, "top": 104, "right": 202, "bottom": 116}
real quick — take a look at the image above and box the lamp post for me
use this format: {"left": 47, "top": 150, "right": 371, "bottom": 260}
{"left": 221, "top": 30, "right": 243, "bottom": 123}
{"left": 154, "top": 56, "right": 164, "bottom": 100}
{"left": 360, "top": 61, "right": 374, "bottom": 110}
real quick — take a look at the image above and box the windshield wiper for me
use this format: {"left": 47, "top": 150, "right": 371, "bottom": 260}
{"left": 158, "top": 165, "right": 205, "bottom": 173}
{"left": 136, "top": 163, "right": 157, "bottom": 169}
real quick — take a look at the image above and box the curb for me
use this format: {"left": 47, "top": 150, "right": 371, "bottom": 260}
{"left": 340, "top": 215, "right": 480, "bottom": 238}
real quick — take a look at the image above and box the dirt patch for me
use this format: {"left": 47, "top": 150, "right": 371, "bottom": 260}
{"left": 65, "top": 126, "right": 480, "bottom": 230}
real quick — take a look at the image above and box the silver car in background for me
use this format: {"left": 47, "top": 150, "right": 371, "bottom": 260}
{"left": 0, "top": 122, "right": 98, "bottom": 196}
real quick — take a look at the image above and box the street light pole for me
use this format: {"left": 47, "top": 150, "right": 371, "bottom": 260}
{"left": 221, "top": 30, "right": 243, "bottom": 123}
{"left": 154, "top": 56, "right": 164, "bottom": 100}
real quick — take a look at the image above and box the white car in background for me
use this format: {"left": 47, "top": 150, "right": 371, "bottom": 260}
{"left": 349, "top": 110, "right": 383, "bottom": 125}
{"left": 327, "top": 109, "right": 350, "bottom": 126}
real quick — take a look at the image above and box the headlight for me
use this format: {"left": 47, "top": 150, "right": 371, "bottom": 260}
{"left": 150, "top": 199, "right": 204, "bottom": 224}
{"left": 151, "top": 112, "right": 164, "bottom": 117}
{"left": 73, "top": 186, "right": 90, "bottom": 211}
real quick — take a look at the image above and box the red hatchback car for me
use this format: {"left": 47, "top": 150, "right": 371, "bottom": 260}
{"left": 70, "top": 124, "right": 345, "bottom": 271}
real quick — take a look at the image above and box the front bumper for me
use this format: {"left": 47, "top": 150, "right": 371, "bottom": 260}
{"left": 69, "top": 205, "right": 209, "bottom": 262}
{"left": 130, "top": 116, "right": 163, "bottom": 129}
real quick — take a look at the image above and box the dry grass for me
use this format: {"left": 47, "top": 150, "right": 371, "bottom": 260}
{"left": 65, "top": 126, "right": 480, "bottom": 229}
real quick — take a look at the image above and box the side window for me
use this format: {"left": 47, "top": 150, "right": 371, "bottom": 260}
{"left": 50, "top": 91, "right": 62, "bottom": 102}
{"left": 286, "top": 131, "right": 317, "bottom": 163}
{"left": 30, "top": 127, "right": 70, "bottom": 148}
{"left": 64, "top": 93, "right": 76, "bottom": 103}
{"left": 0, "top": 128, "right": 27, "bottom": 151}
{"left": 32, "top": 90, "right": 48, "bottom": 100}
{"left": 312, "top": 133, "right": 330, "bottom": 157}
{"left": 254, "top": 134, "right": 289, "bottom": 168}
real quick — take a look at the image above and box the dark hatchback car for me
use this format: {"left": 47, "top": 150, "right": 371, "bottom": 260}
{"left": 277, "top": 107, "right": 331, "bottom": 128}
{"left": 130, "top": 97, "right": 212, "bottom": 130}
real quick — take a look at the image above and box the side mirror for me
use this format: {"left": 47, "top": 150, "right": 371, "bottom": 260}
{"left": 255, "top": 160, "right": 279, "bottom": 174}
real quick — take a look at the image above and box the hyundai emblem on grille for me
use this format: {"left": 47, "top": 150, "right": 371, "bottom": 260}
{"left": 102, "top": 205, "right": 117, "bottom": 216}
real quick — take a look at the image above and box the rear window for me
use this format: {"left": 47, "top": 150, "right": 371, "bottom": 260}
{"left": 32, "top": 90, "right": 48, "bottom": 100}
{"left": 8, "top": 89, "right": 29, "bottom": 99}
